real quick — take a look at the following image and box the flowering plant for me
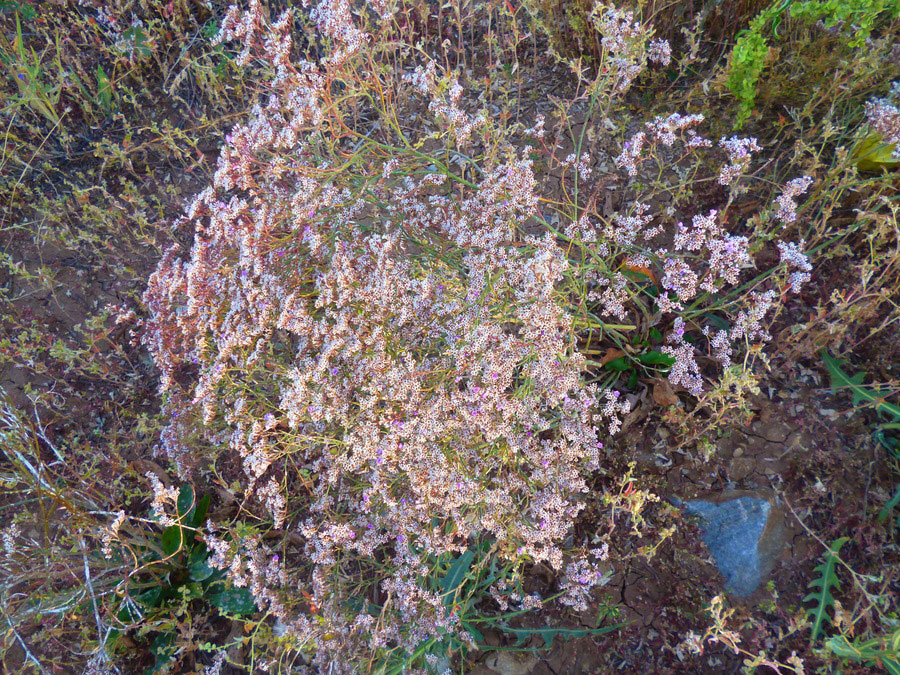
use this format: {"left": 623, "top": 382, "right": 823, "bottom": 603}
{"left": 141, "top": 0, "right": 813, "bottom": 670}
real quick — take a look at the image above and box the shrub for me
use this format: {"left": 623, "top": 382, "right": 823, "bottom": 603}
{"left": 726, "top": 0, "right": 900, "bottom": 127}
{"left": 138, "top": 0, "right": 823, "bottom": 670}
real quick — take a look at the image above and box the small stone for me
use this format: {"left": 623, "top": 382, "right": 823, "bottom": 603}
{"left": 484, "top": 652, "right": 539, "bottom": 675}
{"left": 728, "top": 457, "right": 754, "bottom": 481}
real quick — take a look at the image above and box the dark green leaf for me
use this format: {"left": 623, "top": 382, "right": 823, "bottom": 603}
{"left": 821, "top": 351, "right": 900, "bottom": 421}
{"left": 137, "top": 586, "right": 164, "bottom": 609}
{"left": 704, "top": 313, "right": 731, "bottom": 333}
{"left": 188, "top": 556, "right": 215, "bottom": 582}
{"left": 603, "top": 357, "right": 631, "bottom": 372}
{"left": 877, "top": 484, "right": 900, "bottom": 524}
{"left": 636, "top": 350, "right": 676, "bottom": 367}
{"left": 177, "top": 485, "right": 195, "bottom": 519}
{"left": 149, "top": 632, "right": 176, "bottom": 673}
{"left": 826, "top": 635, "right": 900, "bottom": 674}
{"left": 440, "top": 549, "right": 475, "bottom": 609}
{"left": 462, "top": 621, "right": 484, "bottom": 642}
{"left": 192, "top": 494, "right": 211, "bottom": 530}
{"left": 160, "top": 525, "right": 184, "bottom": 557}
{"left": 805, "top": 537, "right": 848, "bottom": 645}
{"left": 209, "top": 587, "right": 258, "bottom": 615}
{"left": 184, "top": 582, "right": 204, "bottom": 599}
{"left": 0, "top": 1, "right": 37, "bottom": 19}
{"left": 505, "top": 622, "right": 626, "bottom": 649}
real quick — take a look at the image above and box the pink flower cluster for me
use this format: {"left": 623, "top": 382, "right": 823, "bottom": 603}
{"left": 139, "top": 2, "right": 810, "bottom": 668}
{"left": 404, "top": 61, "right": 487, "bottom": 145}
{"left": 718, "top": 136, "right": 762, "bottom": 186}
{"left": 593, "top": 4, "right": 668, "bottom": 92}
{"left": 777, "top": 240, "right": 812, "bottom": 293}
{"left": 142, "top": 4, "right": 649, "bottom": 667}
{"left": 773, "top": 176, "right": 813, "bottom": 224}
{"left": 615, "top": 113, "right": 709, "bottom": 176}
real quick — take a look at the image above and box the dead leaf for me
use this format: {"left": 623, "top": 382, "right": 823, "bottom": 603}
{"left": 653, "top": 378, "right": 679, "bottom": 408}
{"left": 600, "top": 347, "right": 625, "bottom": 366}
{"left": 623, "top": 262, "right": 658, "bottom": 285}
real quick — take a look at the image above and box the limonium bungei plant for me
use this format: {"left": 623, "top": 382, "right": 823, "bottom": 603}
{"left": 141, "top": 0, "right": 813, "bottom": 670}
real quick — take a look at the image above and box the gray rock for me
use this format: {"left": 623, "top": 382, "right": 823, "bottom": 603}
{"left": 673, "top": 494, "right": 786, "bottom": 597}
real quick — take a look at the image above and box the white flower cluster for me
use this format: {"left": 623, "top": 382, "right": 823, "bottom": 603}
{"left": 865, "top": 82, "right": 900, "bottom": 159}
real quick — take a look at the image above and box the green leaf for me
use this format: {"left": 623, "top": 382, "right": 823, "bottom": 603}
{"left": 188, "top": 551, "right": 215, "bottom": 582}
{"left": 117, "top": 602, "right": 139, "bottom": 623}
{"left": 137, "top": 586, "right": 164, "bottom": 610}
{"left": 440, "top": 549, "right": 475, "bottom": 610}
{"left": 603, "top": 357, "right": 631, "bottom": 372}
{"left": 160, "top": 525, "right": 184, "bottom": 557}
{"left": 504, "top": 622, "right": 626, "bottom": 649}
{"left": 877, "top": 484, "right": 900, "bottom": 524}
{"left": 854, "top": 134, "right": 900, "bottom": 171}
{"left": 826, "top": 634, "right": 900, "bottom": 674}
{"left": 636, "top": 350, "right": 676, "bottom": 367}
{"left": 704, "top": 313, "right": 731, "bottom": 333}
{"left": 0, "top": 1, "right": 38, "bottom": 19}
{"left": 121, "top": 24, "right": 152, "bottom": 59}
{"left": 96, "top": 64, "right": 112, "bottom": 111}
{"left": 462, "top": 621, "right": 485, "bottom": 643}
{"left": 177, "top": 485, "right": 195, "bottom": 519}
{"left": 149, "top": 631, "right": 176, "bottom": 674}
{"left": 209, "top": 587, "right": 258, "bottom": 615}
{"left": 183, "top": 582, "right": 204, "bottom": 599}
{"left": 191, "top": 494, "right": 210, "bottom": 529}
{"left": 804, "top": 537, "right": 848, "bottom": 645}
{"left": 822, "top": 351, "right": 900, "bottom": 421}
